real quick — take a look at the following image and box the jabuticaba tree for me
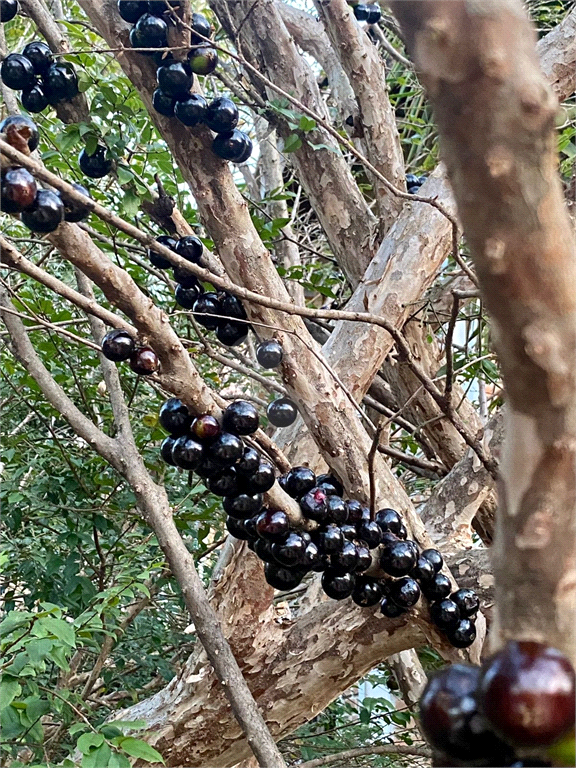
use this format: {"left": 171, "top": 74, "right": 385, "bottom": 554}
{"left": 0, "top": 0, "right": 575, "bottom": 767}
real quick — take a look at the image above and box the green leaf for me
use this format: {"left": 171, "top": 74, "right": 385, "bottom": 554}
{"left": 358, "top": 707, "right": 371, "bottom": 725}
{"left": 116, "top": 165, "right": 134, "bottom": 185}
{"left": 0, "top": 679, "right": 21, "bottom": 711}
{"left": 308, "top": 142, "right": 339, "bottom": 154}
{"left": 123, "top": 188, "right": 141, "bottom": 218}
{"left": 42, "top": 617, "right": 76, "bottom": 647}
{"left": 298, "top": 115, "right": 316, "bottom": 133}
{"left": 0, "top": 611, "right": 32, "bottom": 637}
{"left": 84, "top": 134, "right": 99, "bottom": 156}
{"left": 82, "top": 743, "right": 112, "bottom": 768}
{"left": 77, "top": 732, "right": 105, "bottom": 754}
{"left": 283, "top": 134, "right": 302, "bottom": 153}
{"left": 118, "top": 737, "right": 165, "bottom": 764}
{"left": 108, "top": 752, "right": 131, "bottom": 768}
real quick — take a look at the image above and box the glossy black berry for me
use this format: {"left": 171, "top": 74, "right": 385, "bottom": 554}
{"left": 256, "top": 339, "right": 283, "bottom": 369}
{"left": 379, "top": 540, "right": 418, "bottom": 577}
{"left": 130, "top": 13, "right": 168, "bottom": 51}
{"left": 430, "top": 599, "right": 461, "bottom": 630}
{"left": 405, "top": 173, "right": 419, "bottom": 186}
{"left": 254, "top": 537, "right": 278, "bottom": 564}
{"left": 174, "top": 93, "right": 207, "bottom": 126}
{"left": 78, "top": 144, "right": 112, "bottom": 178}
{"left": 326, "top": 495, "right": 348, "bottom": 524}
{"left": 219, "top": 292, "right": 247, "bottom": 321}
{"left": 380, "top": 597, "right": 407, "bottom": 618}
{"left": 1, "top": 53, "right": 35, "bottom": 91}
{"left": 352, "top": 577, "right": 383, "bottom": 607}
{"left": 242, "top": 462, "right": 275, "bottom": 494}
{"left": 223, "top": 492, "right": 263, "bottom": 519}
{"left": 353, "top": 3, "right": 369, "bottom": 21}
{"left": 322, "top": 569, "right": 355, "bottom": 600}
{"left": 172, "top": 264, "right": 198, "bottom": 288}
{"left": 451, "top": 588, "right": 480, "bottom": 618}
{"left": 330, "top": 540, "right": 359, "bottom": 574}
{"left": 279, "top": 466, "right": 316, "bottom": 498}
{"left": 191, "top": 12, "right": 211, "bottom": 43}
{"left": 205, "top": 96, "right": 238, "bottom": 133}
{"left": 264, "top": 563, "right": 305, "bottom": 591}
{"left": 388, "top": 576, "right": 421, "bottom": 608}
{"left": 421, "top": 573, "right": 451, "bottom": 601}
{"left": 0, "top": 115, "right": 39, "bottom": 151}
{"left": 159, "top": 397, "right": 192, "bottom": 436}
{"left": 256, "top": 509, "right": 289, "bottom": 542}
{"left": 316, "top": 474, "right": 344, "bottom": 496}
{"left": 22, "top": 41, "right": 54, "bottom": 76}
{"left": 216, "top": 321, "right": 247, "bottom": 347}
{"left": 191, "top": 414, "right": 221, "bottom": 442}
{"left": 421, "top": 548, "right": 443, "bottom": 574}
{"left": 101, "top": 329, "right": 136, "bottom": 361}
{"left": 55, "top": 182, "right": 91, "bottom": 223}
{"left": 195, "top": 455, "right": 220, "bottom": 478}
{"left": 171, "top": 434, "right": 203, "bottom": 470}
{"left": 345, "top": 500, "right": 364, "bottom": 524}
{"left": 411, "top": 555, "right": 435, "bottom": 584}
{"left": 208, "top": 432, "right": 244, "bottom": 466}
{"left": 340, "top": 523, "right": 357, "bottom": 541}
{"left": 1, "top": 167, "right": 37, "bottom": 214}
{"left": 222, "top": 400, "right": 259, "bottom": 436}
{"left": 175, "top": 282, "right": 201, "bottom": 309}
{"left": 302, "top": 541, "right": 323, "bottom": 570}
{"left": 175, "top": 234, "right": 202, "bottom": 263}
{"left": 117, "top": 0, "right": 147, "bottom": 23}
{"left": 365, "top": 3, "right": 381, "bottom": 24}
{"left": 212, "top": 129, "right": 252, "bottom": 163}
{"left": 148, "top": 0, "right": 180, "bottom": 13}
{"left": 225, "top": 515, "right": 253, "bottom": 540}
{"left": 156, "top": 60, "right": 192, "bottom": 99}
{"left": 396, "top": 522, "right": 408, "bottom": 540}
{"left": 446, "top": 619, "right": 477, "bottom": 649}
{"left": 129, "top": 346, "right": 159, "bottom": 375}
{"left": 267, "top": 397, "right": 297, "bottom": 427}
{"left": 148, "top": 234, "right": 177, "bottom": 269}
{"left": 188, "top": 44, "right": 218, "bottom": 75}
{"left": 160, "top": 435, "right": 177, "bottom": 465}
{"left": 1, "top": 0, "right": 18, "bottom": 22}
{"left": 375, "top": 507, "right": 403, "bottom": 534}
{"left": 315, "top": 523, "right": 344, "bottom": 554}
{"left": 21, "top": 189, "right": 64, "bottom": 233}
{"left": 354, "top": 545, "right": 372, "bottom": 572}
{"left": 356, "top": 520, "right": 382, "bottom": 549}
{"left": 44, "top": 62, "right": 78, "bottom": 103}
{"left": 207, "top": 467, "right": 239, "bottom": 496}
{"left": 236, "top": 446, "right": 260, "bottom": 475}
{"left": 300, "top": 488, "right": 328, "bottom": 523}
{"left": 272, "top": 532, "right": 306, "bottom": 567}
{"left": 152, "top": 87, "right": 175, "bottom": 116}
{"left": 192, "top": 292, "right": 220, "bottom": 329}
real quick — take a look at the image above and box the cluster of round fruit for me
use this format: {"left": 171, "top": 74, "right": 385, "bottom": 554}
{"left": 352, "top": 2, "right": 382, "bottom": 24}
{"left": 1, "top": 0, "right": 18, "bottom": 22}
{"left": 406, "top": 173, "right": 427, "bottom": 194}
{"left": 420, "top": 642, "right": 575, "bottom": 767}
{"left": 101, "top": 328, "right": 160, "bottom": 375}
{"left": 1, "top": 41, "right": 79, "bottom": 114}
{"left": 1, "top": 114, "right": 92, "bottom": 232}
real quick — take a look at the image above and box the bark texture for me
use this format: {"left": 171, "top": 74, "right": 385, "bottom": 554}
{"left": 393, "top": 0, "right": 576, "bottom": 660}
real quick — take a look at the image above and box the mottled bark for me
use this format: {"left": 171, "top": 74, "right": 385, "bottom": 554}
{"left": 394, "top": 0, "right": 576, "bottom": 660}
{"left": 536, "top": 5, "right": 575, "bottom": 102}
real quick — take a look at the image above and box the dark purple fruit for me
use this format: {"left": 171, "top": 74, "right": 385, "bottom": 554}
{"left": 117, "top": 0, "right": 147, "bottom": 23}
{"left": 175, "top": 234, "right": 202, "bottom": 263}
{"left": 421, "top": 573, "right": 451, "bottom": 601}
{"left": 225, "top": 515, "right": 253, "bottom": 540}
{"left": 356, "top": 520, "right": 382, "bottom": 549}
{"left": 191, "top": 414, "right": 221, "bottom": 442}
{"left": 173, "top": 264, "right": 199, "bottom": 288}
{"left": 354, "top": 545, "right": 372, "bottom": 572}
{"left": 212, "top": 129, "right": 252, "bottom": 163}
{"left": 346, "top": 500, "right": 364, "bottom": 524}
{"left": 188, "top": 44, "right": 217, "bottom": 75}
{"left": 101, "top": 329, "right": 136, "bottom": 361}
{"left": 22, "top": 41, "right": 54, "bottom": 75}
{"left": 272, "top": 532, "right": 306, "bottom": 567}
{"left": 446, "top": 619, "right": 477, "bottom": 649}
{"left": 256, "top": 509, "right": 289, "bottom": 542}
{"left": 222, "top": 400, "right": 259, "bottom": 436}
{"left": 380, "top": 597, "right": 407, "bottom": 618}
{"left": 264, "top": 563, "right": 305, "bottom": 590}
{"left": 216, "top": 321, "right": 247, "bottom": 347}
{"left": 316, "top": 474, "right": 344, "bottom": 496}
{"left": 21, "top": 84, "right": 48, "bottom": 116}
{"left": 254, "top": 537, "right": 278, "bottom": 564}
{"left": 148, "top": 234, "right": 177, "bottom": 269}
{"left": 192, "top": 292, "right": 221, "bottom": 329}
{"left": 148, "top": 0, "right": 180, "bottom": 13}
{"left": 171, "top": 434, "right": 203, "bottom": 469}
{"left": 352, "top": 577, "right": 384, "bottom": 607}
{"left": 208, "top": 432, "right": 244, "bottom": 466}
{"left": 421, "top": 548, "right": 443, "bottom": 574}
{"left": 175, "top": 282, "right": 201, "bottom": 309}
{"left": 0, "top": 167, "right": 37, "bottom": 213}
{"left": 451, "top": 588, "right": 480, "bottom": 618}
{"left": 375, "top": 507, "right": 403, "bottom": 534}
{"left": 256, "top": 339, "right": 283, "bottom": 369}
{"left": 157, "top": 60, "right": 192, "bottom": 98}
{"left": 321, "top": 569, "right": 355, "bottom": 600}
{"left": 365, "top": 3, "right": 381, "bottom": 24}
{"left": 191, "top": 11, "right": 211, "bottom": 43}
{"left": 300, "top": 487, "right": 328, "bottom": 523}
{"left": 194, "top": 455, "right": 220, "bottom": 478}
{"left": 130, "top": 13, "right": 168, "bottom": 51}
{"left": 58, "top": 182, "right": 92, "bottom": 223}
{"left": 396, "top": 523, "right": 408, "bottom": 539}
{"left": 129, "top": 346, "right": 159, "bottom": 375}
{"left": 223, "top": 493, "right": 263, "bottom": 519}
{"left": 0, "top": 115, "right": 39, "bottom": 153}
{"left": 326, "top": 495, "right": 348, "bottom": 524}
{"left": 353, "top": 3, "right": 369, "bottom": 21}
{"left": 44, "top": 62, "right": 78, "bottom": 103}
{"left": 205, "top": 96, "right": 238, "bottom": 133}
{"left": 1, "top": 53, "right": 35, "bottom": 91}
{"left": 242, "top": 462, "right": 275, "bottom": 494}
{"left": 174, "top": 93, "right": 207, "bottom": 126}
{"left": 267, "top": 397, "right": 297, "bottom": 427}
{"left": 152, "top": 87, "right": 176, "bottom": 116}
{"left": 21, "top": 188, "right": 64, "bottom": 232}
{"left": 412, "top": 555, "right": 435, "bottom": 583}
{"left": 379, "top": 540, "right": 418, "bottom": 577}
{"left": 340, "top": 523, "right": 357, "bottom": 541}
{"left": 388, "top": 577, "right": 421, "bottom": 608}
{"left": 219, "top": 292, "right": 247, "bottom": 320}
{"left": 279, "top": 466, "right": 315, "bottom": 498}
{"left": 479, "top": 641, "right": 576, "bottom": 747}
{"left": 159, "top": 397, "right": 192, "bottom": 436}
{"left": 315, "top": 523, "right": 344, "bottom": 554}
{"left": 430, "top": 599, "right": 461, "bottom": 630}
{"left": 1, "top": 0, "right": 18, "bottom": 22}
{"left": 329, "top": 540, "right": 359, "bottom": 574}
{"left": 78, "top": 144, "right": 112, "bottom": 178}
{"left": 207, "top": 467, "right": 239, "bottom": 496}
{"left": 420, "top": 664, "right": 514, "bottom": 764}
{"left": 160, "top": 435, "right": 177, "bottom": 465}
{"left": 236, "top": 446, "right": 260, "bottom": 475}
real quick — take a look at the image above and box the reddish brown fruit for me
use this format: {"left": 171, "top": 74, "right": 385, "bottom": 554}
{"left": 129, "top": 346, "right": 159, "bottom": 375}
